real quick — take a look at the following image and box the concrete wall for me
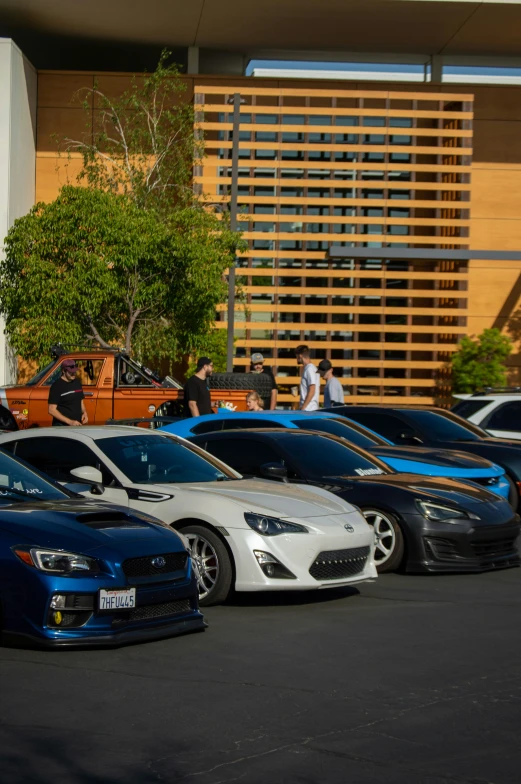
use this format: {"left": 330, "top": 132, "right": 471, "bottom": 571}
{"left": 0, "top": 39, "right": 37, "bottom": 385}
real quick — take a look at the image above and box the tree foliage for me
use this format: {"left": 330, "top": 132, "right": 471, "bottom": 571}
{"left": 65, "top": 50, "right": 198, "bottom": 217}
{"left": 451, "top": 328, "right": 513, "bottom": 393}
{"left": 0, "top": 187, "right": 236, "bottom": 365}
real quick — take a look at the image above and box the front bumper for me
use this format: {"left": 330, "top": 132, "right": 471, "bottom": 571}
{"left": 3, "top": 559, "right": 205, "bottom": 648}
{"left": 402, "top": 514, "right": 521, "bottom": 573}
{"left": 227, "top": 512, "right": 377, "bottom": 592}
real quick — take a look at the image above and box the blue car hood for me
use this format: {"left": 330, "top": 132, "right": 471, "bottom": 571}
{"left": 0, "top": 500, "right": 182, "bottom": 556}
{"left": 370, "top": 445, "right": 501, "bottom": 477}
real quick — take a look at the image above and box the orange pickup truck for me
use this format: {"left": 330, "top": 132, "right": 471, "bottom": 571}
{"left": 0, "top": 347, "right": 251, "bottom": 429}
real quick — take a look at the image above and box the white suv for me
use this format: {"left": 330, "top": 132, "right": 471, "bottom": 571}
{"left": 452, "top": 390, "right": 521, "bottom": 440}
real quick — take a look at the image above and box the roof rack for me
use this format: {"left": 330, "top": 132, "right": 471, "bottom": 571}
{"left": 50, "top": 343, "right": 126, "bottom": 358}
{"left": 471, "top": 386, "right": 521, "bottom": 396}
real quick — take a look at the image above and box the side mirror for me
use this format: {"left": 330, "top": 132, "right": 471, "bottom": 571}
{"left": 259, "top": 462, "right": 288, "bottom": 481}
{"left": 70, "top": 466, "right": 104, "bottom": 495}
{"left": 398, "top": 429, "right": 422, "bottom": 444}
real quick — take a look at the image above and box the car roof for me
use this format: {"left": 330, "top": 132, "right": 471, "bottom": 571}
{"left": 194, "top": 427, "right": 339, "bottom": 441}
{"left": 0, "top": 425, "right": 179, "bottom": 442}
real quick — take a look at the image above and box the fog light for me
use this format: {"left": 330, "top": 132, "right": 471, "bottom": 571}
{"left": 253, "top": 550, "right": 296, "bottom": 580}
{"left": 50, "top": 594, "right": 67, "bottom": 609}
{"left": 53, "top": 611, "right": 63, "bottom": 625}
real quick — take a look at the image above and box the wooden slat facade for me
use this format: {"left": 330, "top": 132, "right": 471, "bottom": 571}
{"left": 195, "top": 84, "right": 472, "bottom": 404}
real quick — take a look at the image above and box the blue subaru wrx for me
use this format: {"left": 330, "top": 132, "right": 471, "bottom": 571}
{"left": 0, "top": 449, "right": 204, "bottom": 647}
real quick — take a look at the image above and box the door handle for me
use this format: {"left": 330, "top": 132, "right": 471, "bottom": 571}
{"left": 84, "top": 392, "right": 94, "bottom": 397}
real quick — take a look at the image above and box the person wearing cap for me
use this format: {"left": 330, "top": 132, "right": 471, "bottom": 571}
{"left": 48, "top": 359, "right": 88, "bottom": 426}
{"left": 318, "top": 359, "right": 345, "bottom": 408}
{"left": 184, "top": 357, "right": 214, "bottom": 417}
{"left": 250, "top": 352, "right": 278, "bottom": 411}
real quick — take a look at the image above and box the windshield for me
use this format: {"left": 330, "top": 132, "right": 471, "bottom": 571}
{"left": 97, "top": 434, "right": 240, "bottom": 484}
{"left": 292, "top": 417, "right": 387, "bottom": 448}
{"left": 26, "top": 360, "right": 57, "bottom": 386}
{"left": 279, "top": 435, "right": 391, "bottom": 480}
{"left": 0, "top": 448, "right": 71, "bottom": 502}
{"left": 404, "top": 410, "right": 487, "bottom": 442}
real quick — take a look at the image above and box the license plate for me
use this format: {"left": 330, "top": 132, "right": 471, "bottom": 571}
{"left": 99, "top": 588, "right": 136, "bottom": 611}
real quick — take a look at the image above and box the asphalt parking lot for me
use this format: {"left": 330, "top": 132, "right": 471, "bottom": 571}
{"left": 1, "top": 568, "right": 521, "bottom": 784}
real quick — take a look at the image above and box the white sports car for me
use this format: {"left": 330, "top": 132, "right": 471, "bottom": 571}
{"left": 0, "top": 427, "right": 377, "bottom": 604}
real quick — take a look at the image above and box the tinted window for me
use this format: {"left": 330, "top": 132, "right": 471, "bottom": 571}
{"left": 0, "top": 446, "right": 70, "bottom": 501}
{"left": 343, "top": 412, "right": 409, "bottom": 443}
{"left": 292, "top": 418, "right": 383, "bottom": 448}
{"left": 278, "top": 435, "right": 390, "bottom": 479}
{"left": 451, "top": 400, "right": 489, "bottom": 419}
{"left": 14, "top": 437, "right": 114, "bottom": 484}
{"left": 204, "top": 438, "right": 282, "bottom": 475}
{"left": 486, "top": 401, "right": 521, "bottom": 431}
{"left": 221, "top": 418, "right": 283, "bottom": 430}
{"left": 403, "top": 410, "right": 485, "bottom": 442}
{"left": 98, "top": 434, "right": 238, "bottom": 484}
{"left": 191, "top": 420, "right": 224, "bottom": 435}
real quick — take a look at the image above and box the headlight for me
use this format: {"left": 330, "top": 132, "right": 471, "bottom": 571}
{"left": 244, "top": 513, "right": 308, "bottom": 536}
{"left": 14, "top": 548, "right": 100, "bottom": 574}
{"left": 416, "top": 501, "right": 479, "bottom": 522}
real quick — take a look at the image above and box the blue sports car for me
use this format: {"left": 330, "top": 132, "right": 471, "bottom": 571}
{"left": 162, "top": 411, "right": 512, "bottom": 503}
{"left": 0, "top": 449, "right": 204, "bottom": 647}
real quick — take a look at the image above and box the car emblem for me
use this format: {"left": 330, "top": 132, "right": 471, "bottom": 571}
{"left": 344, "top": 524, "right": 354, "bottom": 533}
{"left": 151, "top": 556, "right": 166, "bottom": 568}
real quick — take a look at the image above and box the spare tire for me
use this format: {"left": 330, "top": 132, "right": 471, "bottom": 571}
{"left": 209, "top": 372, "right": 273, "bottom": 398}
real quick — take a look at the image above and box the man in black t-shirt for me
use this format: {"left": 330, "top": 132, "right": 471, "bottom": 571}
{"left": 48, "top": 359, "right": 87, "bottom": 426}
{"left": 250, "top": 352, "right": 278, "bottom": 410}
{"left": 184, "top": 357, "right": 214, "bottom": 417}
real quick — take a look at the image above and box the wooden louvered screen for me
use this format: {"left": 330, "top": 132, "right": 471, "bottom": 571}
{"left": 200, "top": 86, "right": 472, "bottom": 404}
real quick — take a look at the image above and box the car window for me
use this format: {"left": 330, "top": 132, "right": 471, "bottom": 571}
{"left": 204, "top": 438, "right": 282, "bottom": 474}
{"left": 191, "top": 420, "right": 224, "bottom": 435}
{"left": 221, "top": 418, "right": 283, "bottom": 430}
{"left": 486, "top": 401, "right": 521, "bottom": 431}
{"left": 0, "top": 446, "right": 71, "bottom": 501}
{"left": 278, "top": 435, "right": 390, "bottom": 479}
{"left": 117, "top": 358, "right": 154, "bottom": 387}
{"left": 451, "top": 400, "right": 489, "bottom": 419}
{"left": 13, "top": 437, "right": 115, "bottom": 484}
{"left": 25, "top": 360, "right": 57, "bottom": 386}
{"left": 292, "top": 417, "right": 382, "bottom": 448}
{"left": 343, "top": 411, "right": 409, "bottom": 443}
{"left": 97, "top": 434, "right": 238, "bottom": 484}
{"left": 43, "top": 359, "right": 105, "bottom": 387}
{"left": 403, "top": 410, "right": 484, "bottom": 442}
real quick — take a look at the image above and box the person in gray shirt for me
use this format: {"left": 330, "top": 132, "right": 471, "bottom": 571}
{"left": 318, "top": 359, "right": 345, "bottom": 408}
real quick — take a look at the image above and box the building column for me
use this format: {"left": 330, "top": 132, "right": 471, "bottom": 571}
{"left": 0, "top": 39, "right": 37, "bottom": 385}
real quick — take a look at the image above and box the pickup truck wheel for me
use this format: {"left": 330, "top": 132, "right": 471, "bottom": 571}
{"left": 0, "top": 407, "right": 17, "bottom": 431}
{"left": 182, "top": 525, "right": 233, "bottom": 606}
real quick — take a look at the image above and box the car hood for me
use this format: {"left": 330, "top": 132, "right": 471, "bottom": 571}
{"left": 369, "top": 445, "right": 501, "bottom": 477}
{"left": 0, "top": 499, "right": 182, "bottom": 555}
{"left": 150, "top": 478, "right": 355, "bottom": 519}
{"left": 328, "top": 473, "right": 505, "bottom": 508}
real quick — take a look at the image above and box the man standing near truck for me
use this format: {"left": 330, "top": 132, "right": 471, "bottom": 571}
{"left": 184, "top": 357, "right": 214, "bottom": 417}
{"left": 48, "top": 359, "right": 88, "bottom": 426}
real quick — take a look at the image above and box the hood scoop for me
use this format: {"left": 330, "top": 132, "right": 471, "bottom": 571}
{"left": 76, "top": 511, "right": 148, "bottom": 530}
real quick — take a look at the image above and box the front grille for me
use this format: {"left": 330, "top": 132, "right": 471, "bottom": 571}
{"left": 309, "top": 546, "right": 370, "bottom": 581}
{"left": 471, "top": 538, "right": 518, "bottom": 558}
{"left": 112, "top": 599, "right": 191, "bottom": 625}
{"left": 122, "top": 552, "right": 187, "bottom": 578}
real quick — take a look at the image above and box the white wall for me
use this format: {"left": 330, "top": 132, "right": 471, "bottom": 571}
{"left": 0, "top": 39, "right": 37, "bottom": 385}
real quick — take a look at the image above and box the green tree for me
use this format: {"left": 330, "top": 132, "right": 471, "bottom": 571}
{"left": 451, "top": 328, "right": 513, "bottom": 393}
{"left": 0, "top": 186, "right": 236, "bottom": 365}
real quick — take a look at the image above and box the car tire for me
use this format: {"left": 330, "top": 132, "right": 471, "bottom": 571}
{"left": 361, "top": 508, "right": 405, "bottom": 573}
{"left": 180, "top": 524, "right": 233, "bottom": 606}
{"left": 506, "top": 475, "right": 519, "bottom": 511}
{"left": 209, "top": 372, "right": 273, "bottom": 398}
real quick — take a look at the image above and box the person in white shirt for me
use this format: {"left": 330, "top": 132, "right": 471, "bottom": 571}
{"left": 318, "top": 359, "right": 345, "bottom": 408}
{"left": 295, "top": 344, "right": 320, "bottom": 411}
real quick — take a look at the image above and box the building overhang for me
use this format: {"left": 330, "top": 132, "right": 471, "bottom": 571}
{"left": 2, "top": 0, "right": 521, "bottom": 61}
